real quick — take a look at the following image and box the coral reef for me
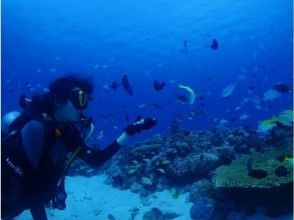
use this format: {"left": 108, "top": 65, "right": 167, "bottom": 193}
{"left": 190, "top": 196, "right": 215, "bottom": 220}
{"left": 212, "top": 148, "right": 293, "bottom": 217}
{"left": 189, "top": 179, "right": 212, "bottom": 203}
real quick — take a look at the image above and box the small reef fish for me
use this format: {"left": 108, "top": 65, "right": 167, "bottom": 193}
{"left": 222, "top": 84, "right": 235, "bottom": 99}
{"left": 247, "top": 159, "right": 268, "bottom": 179}
{"left": 138, "top": 103, "right": 148, "bottom": 108}
{"left": 263, "top": 89, "right": 280, "bottom": 101}
{"left": 153, "top": 80, "right": 165, "bottom": 91}
{"left": 240, "top": 114, "right": 249, "bottom": 120}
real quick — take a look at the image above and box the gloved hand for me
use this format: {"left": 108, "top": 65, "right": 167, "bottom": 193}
{"left": 125, "top": 116, "right": 157, "bottom": 136}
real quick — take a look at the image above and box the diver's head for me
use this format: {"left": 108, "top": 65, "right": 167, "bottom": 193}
{"left": 49, "top": 74, "right": 94, "bottom": 122}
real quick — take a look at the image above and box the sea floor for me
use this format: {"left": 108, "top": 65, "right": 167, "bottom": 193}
{"left": 16, "top": 174, "right": 293, "bottom": 220}
{"left": 16, "top": 174, "right": 192, "bottom": 220}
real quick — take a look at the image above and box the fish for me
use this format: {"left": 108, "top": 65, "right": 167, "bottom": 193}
{"left": 247, "top": 159, "right": 268, "bottom": 179}
{"left": 273, "top": 83, "right": 292, "bottom": 93}
{"left": 219, "top": 119, "right": 228, "bottom": 124}
{"left": 263, "top": 89, "right": 280, "bottom": 101}
{"left": 175, "top": 94, "right": 188, "bottom": 103}
{"left": 122, "top": 74, "right": 133, "bottom": 96}
{"left": 108, "top": 81, "right": 118, "bottom": 90}
{"left": 240, "top": 114, "right": 249, "bottom": 120}
{"left": 153, "top": 80, "right": 165, "bottom": 91}
{"left": 210, "top": 39, "right": 219, "bottom": 50}
{"left": 138, "top": 103, "right": 148, "bottom": 108}
{"left": 157, "top": 168, "right": 166, "bottom": 174}
{"left": 222, "top": 84, "right": 235, "bottom": 99}
{"left": 178, "top": 84, "right": 197, "bottom": 105}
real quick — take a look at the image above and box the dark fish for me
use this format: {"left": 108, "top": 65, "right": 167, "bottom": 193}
{"left": 247, "top": 159, "right": 268, "bottom": 179}
{"left": 273, "top": 83, "right": 292, "bottom": 93}
{"left": 108, "top": 81, "right": 118, "bottom": 90}
{"left": 175, "top": 94, "right": 188, "bottom": 103}
{"left": 153, "top": 80, "right": 165, "bottom": 91}
{"left": 122, "top": 74, "right": 133, "bottom": 96}
{"left": 275, "top": 166, "right": 288, "bottom": 177}
{"left": 210, "top": 39, "right": 219, "bottom": 50}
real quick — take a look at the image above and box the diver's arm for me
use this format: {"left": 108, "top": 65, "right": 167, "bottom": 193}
{"left": 78, "top": 133, "right": 130, "bottom": 166}
{"left": 21, "top": 120, "right": 45, "bottom": 169}
{"left": 79, "top": 117, "right": 157, "bottom": 167}
{"left": 79, "top": 140, "right": 122, "bottom": 167}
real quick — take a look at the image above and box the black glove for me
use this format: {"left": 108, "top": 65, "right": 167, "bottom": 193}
{"left": 125, "top": 116, "right": 157, "bottom": 136}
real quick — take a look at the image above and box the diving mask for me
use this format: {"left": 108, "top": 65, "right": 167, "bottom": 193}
{"left": 70, "top": 88, "right": 89, "bottom": 110}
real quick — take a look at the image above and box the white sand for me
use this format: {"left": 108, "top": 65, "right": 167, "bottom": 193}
{"left": 16, "top": 174, "right": 193, "bottom": 220}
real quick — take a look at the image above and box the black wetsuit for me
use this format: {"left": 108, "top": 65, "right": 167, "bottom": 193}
{"left": 2, "top": 119, "right": 122, "bottom": 220}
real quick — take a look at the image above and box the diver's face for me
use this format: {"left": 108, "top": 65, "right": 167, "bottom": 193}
{"left": 53, "top": 99, "right": 82, "bottom": 122}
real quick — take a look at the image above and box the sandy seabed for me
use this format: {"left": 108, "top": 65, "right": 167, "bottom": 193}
{"left": 16, "top": 174, "right": 192, "bottom": 220}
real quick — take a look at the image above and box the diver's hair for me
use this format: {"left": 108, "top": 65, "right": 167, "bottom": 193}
{"left": 19, "top": 92, "right": 55, "bottom": 115}
{"left": 49, "top": 73, "right": 95, "bottom": 101}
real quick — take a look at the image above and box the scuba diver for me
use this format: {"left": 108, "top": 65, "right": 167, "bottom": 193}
{"left": 1, "top": 74, "right": 157, "bottom": 220}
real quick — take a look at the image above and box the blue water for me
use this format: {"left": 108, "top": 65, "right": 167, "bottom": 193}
{"left": 2, "top": 0, "right": 293, "bottom": 147}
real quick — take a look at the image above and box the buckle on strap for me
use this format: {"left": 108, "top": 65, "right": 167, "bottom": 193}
{"left": 5, "top": 157, "right": 24, "bottom": 177}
